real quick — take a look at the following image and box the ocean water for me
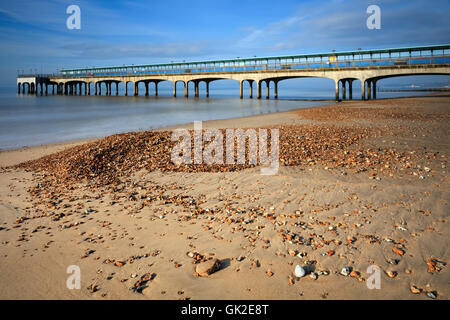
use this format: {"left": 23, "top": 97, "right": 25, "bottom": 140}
{"left": 0, "top": 86, "right": 426, "bottom": 150}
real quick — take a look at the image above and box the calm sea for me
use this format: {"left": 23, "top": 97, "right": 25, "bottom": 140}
{"left": 0, "top": 86, "right": 425, "bottom": 150}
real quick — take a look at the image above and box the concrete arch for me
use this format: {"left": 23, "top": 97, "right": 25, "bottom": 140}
{"left": 122, "top": 80, "right": 134, "bottom": 96}
{"left": 134, "top": 79, "right": 167, "bottom": 96}
{"left": 362, "top": 72, "right": 450, "bottom": 100}
{"left": 189, "top": 77, "right": 239, "bottom": 98}
{"left": 173, "top": 80, "right": 187, "bottom": 97}
{"left": 254, "top": 75, "right": 338, "bottom": 99}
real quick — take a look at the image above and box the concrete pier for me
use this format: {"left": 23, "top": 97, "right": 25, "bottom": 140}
{"left": 16, "top": 44, "right": 450, "bottom": 101}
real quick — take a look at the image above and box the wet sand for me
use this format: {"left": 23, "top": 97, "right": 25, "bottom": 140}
{"left": 0, "top": 95, "right": 448, "bottom": 300}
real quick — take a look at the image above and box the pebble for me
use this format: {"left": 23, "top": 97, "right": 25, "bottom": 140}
{"left": 410, "top": 285, "right": 421, "bottom": 294}
{"left": 195, "top": 258, "right": 221, "bottom": 277}
{"left": 340, "top": 267, "right": 351, "bottom": 276}
{"left": 309, "top": 272, "right": 318, "bottom": 280}
{"left": 389, "top": 259, "right": 400, "bottom": 265}
{"left": 386, "top": 271, "right": 397, "bottom": 278}
{"left": 294, "top": 265, "right": 306, "bottom": 278}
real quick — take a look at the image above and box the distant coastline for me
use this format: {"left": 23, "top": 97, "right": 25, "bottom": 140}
{"left": 379, "top": 87, "right": 450, "bottom": 92}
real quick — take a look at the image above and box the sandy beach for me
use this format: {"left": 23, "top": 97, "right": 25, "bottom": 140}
{"left": 0, "top": 95, "right": 448, "bottom": 300}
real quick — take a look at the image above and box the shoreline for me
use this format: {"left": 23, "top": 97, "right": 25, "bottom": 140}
{"left": 1, "top": 92, "right": 446, "bottom": 155}
{"left": 0, "top": 101, "right": 337, "bottom": 166}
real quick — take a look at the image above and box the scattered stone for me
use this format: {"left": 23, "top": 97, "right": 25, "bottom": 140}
{"left": 392, "top": 247, "right": 405, "bottom": 256}
{"left": 410, "top": 285, "right": 421, "bottom": 294}
{"left": 195, "top": 258, "right": 221, "bottom": 277}
{"left": 88, "top": 284, "right": 98, "bottom": 293}
{"left": 131, "top": 273, "right": 155, "bottom": 293}
{"left": 341, "top": 267, "right": 351, "bottom": 276}
{"left": 114, "top": 261, "right": 125, "bottom": 267}
{"left": 294, "top": 265, "right": 306, "bottom": 278}
{"left": 386, "top": 271, "right": 397, "bottom": 278}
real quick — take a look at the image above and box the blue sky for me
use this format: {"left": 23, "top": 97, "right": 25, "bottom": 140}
{"left": 1, "top": 0, "right": 449, "bottom": 87}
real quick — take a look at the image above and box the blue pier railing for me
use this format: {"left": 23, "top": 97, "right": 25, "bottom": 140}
{"left": 58, "top": 44, "right": 450, "bottom": 78}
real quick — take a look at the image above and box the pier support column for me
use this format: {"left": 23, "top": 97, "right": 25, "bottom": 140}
{"left": 342, "top": 80, "right": 347, "bottom": 100}
{"left": 40, "top": 83, "right": 43, "bottom": 96}
{"left": 184, "top": 82, "right": 188, "bottom": 98}
{"left": 45, "top": 83, "right": 48, "bottom": 95}
{"left": 266, "top": 80, "right": 270, "bottom": 99}
{"left": 249, "top": 80, "right": 253, "bottom": 98}
{"left": 206, "top": 81, "right": 209, "bottom": 98}
{"left": 257, "top": 81, "right": 261, "bottom": 99}
{"left": 195, "top": 81, "right": 199, "bottom": 97}
{"left": 367, "top": 81, "right": 372, "bottom": 100}
{"left": 134, "top": 82, "right": 138, "bottom": 96}
{"left": 125, "top": 82, "right": 128, "bottom": 96}
{"left": 372, "top": 80, "right": 377, "bottom": 100}
{"left": 98, "top": 83, "right": 102, "bottom": 96}
{"left": 79, "top": 83, "right": 82, "bottom": 95}
{"left": 17, "top": 83, "right": 21, "bottom": 94}
{"left": 23, "top": 84, "right": 26, "bottom": 94}
{"left": 52, "top": 84, "right": 55, "bottom": 95}
{"left": 348, "top": 80, "right": 353, "bottom": 100}
{"left": 239, "top": 81, "right": 243, "bottom": 99}
{"left": 154, "top": 82, "right": 158, "bottom": 97}
{"left": 173, "top": 82, "right": 177, "bottom": 97}
{"left": 145, "top": 82, "right": 149, "bottom": 96}
{"left": 274, "top": 80, "right": 278, "bottom": 99}
{"left": 115, "top": 82, "right": 118, "bottom": 96}
{"left": 335, "top": 80, "right": 340, "bottom": 101}
{"left": 361, "top": 80, "right": 365, "bottom": 100}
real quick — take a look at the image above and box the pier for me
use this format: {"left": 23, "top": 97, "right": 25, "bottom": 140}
{"left": 17, "top": 44, "right": 450, "bottom": 101}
